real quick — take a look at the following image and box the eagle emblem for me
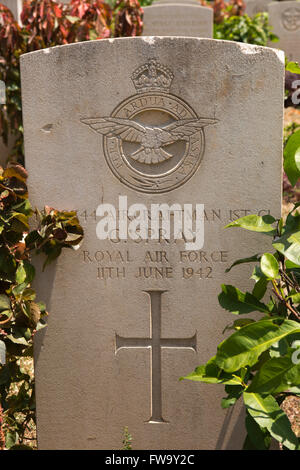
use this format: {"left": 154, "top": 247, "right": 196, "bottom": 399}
{"left": 81, "top": 117, "right": 217, "bottom": 165}
{"left": 81, "top": 59, "right": 218, "bottom": 193}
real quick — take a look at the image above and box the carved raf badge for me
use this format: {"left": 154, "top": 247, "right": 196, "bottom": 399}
{"left": 82, "top": 59, "right": 217, "bottom": 193}
{"left": 282, "top": 7, "right": 300, "bottom": 31}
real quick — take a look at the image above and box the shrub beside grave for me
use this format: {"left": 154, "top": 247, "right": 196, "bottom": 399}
{"left": 214, "top": 12, "right": 278, "bottom": 45}
{"left": 182, "top": 149, "right": 300, "bottom": 450}
{"left": 0, "top": 164, "right": 83, "bottom": 449}
{"left": 200, "top": 0, "right": 277, "bottom": 45}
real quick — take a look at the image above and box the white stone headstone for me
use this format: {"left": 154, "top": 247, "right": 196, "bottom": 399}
{"left": 269, "top": 1, "right": 300, "bottom": 63}
{"left": 21, "top": 37, "right": 284, "bottom": 450}
{"left": 142, "top": 4, "right": 213, "bottom": 37}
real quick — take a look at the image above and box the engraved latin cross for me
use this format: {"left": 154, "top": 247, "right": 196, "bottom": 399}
{"left": 115, "top": 290, "right": 197, "bottom": 423}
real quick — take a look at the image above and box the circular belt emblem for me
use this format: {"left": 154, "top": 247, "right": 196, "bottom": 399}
{"left": 82, "top": 60, "right": 217, "bottom": 194}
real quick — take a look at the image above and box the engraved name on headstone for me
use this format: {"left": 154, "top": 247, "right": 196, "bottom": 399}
{"left": 21, "top": 37, "right": 284, "bottom": 450}
{"left": 142, "top": 4, "right": 213, "bottom": 37}
{"left": 269, "top": 1, "right": 300, "bottom": 62}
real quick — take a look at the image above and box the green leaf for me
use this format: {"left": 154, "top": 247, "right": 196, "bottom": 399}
{"left": 224, "top": 254, "right": 261, "bottom": 273}
{"left": 286, "top": 61, "right": 300, "bottom": 74}
{"left": 5, "top": 431, "right": 19, "bottom": 449}
{"left": 288, "top": 293, "right": 300, "bottom": 304}
{"left": 252, "top": 277, "right": 268, "bottom": 300}
{"left": 181, "top": 364, "right": 243, "bottom": 385}
{"left": 284, "top": 210, "right": 300, "bottom": 236}
{"left": 21, "top": 288, "right": 36, "bottom": 301}
{"left": 0, "top": 294, "right": 11, "bottom": 311}
{"left": 218, "top": 284, "right": 270, "bottom": 315}
{"left": 273, "top": 230, "right": 300, "bottom": 265}
{"left": 243, "top": 392, "right": 299, "bottom": 450}
{"left": 181, "top": 356, "right": 244, "bottom": 386}
{"left": 66, "top": 15, "right": 80, "bottom": 23}
{"left": 244, "top": 413, "right": 271, "bottom": 450}
{"left": 260, "top": 253, "right": 279, "bottom": 279}
{"left": 223, "top": 318, "right": 256, "bottom": 334}
{"left": 284, "top": 129, "right": 300, "bottom": 186}
{"left": 287, "top": 386, "right": 300, "bottom": 395}
{"left": 0, "top": 365, "right": 10, "bottom": 385}
{"left": 221, "top": 384, "right": 243, "bottom": 409}
{"left": 215, "top": 318, "right": 300, "bottom": 372}
{"left": 225, "top": 214, "right": 276, "bottom": 233}
{"left": 250, "top": 265, "right": 264, "bottom": 282}
{"left": 9, "top": 444, "right": 33, "bottom": 450}
{"left": 246, "top": 349, "right": 300, "bottom": 394}
{"left": 6, "top": 327, "right": 31, "bottom": 346}
{"left": 221, "top": 395, "right": 239, "bottom": 408}
{"left": 12, "top": 282, "right": 27, "bottom": 297}
{"left": 286, "top": 260, "right": 300, "bottom": 269}
{"left": 0, "top": 247, "right": 16, "bottom": 274}
{"left": 13, "top": 199, "right": 32, "bottom": 216}
{"left": 15, "top": 262, "right": 26, "bottom": 285}
{"left": 269, "top": 338, "right": 288, "bottom": 358}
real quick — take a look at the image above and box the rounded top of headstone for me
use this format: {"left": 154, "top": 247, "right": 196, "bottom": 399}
{"left": 20, "top": 36, "right": 285, "bottom": 64}
{"left": 142, "top": 3, "right": 213, "bottom": 37}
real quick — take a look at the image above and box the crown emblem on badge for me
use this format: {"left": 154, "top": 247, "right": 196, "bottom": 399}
{"left": 131, "top": 59, "right": 174, "bottom": 94}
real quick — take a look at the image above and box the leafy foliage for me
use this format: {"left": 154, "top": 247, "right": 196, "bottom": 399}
{"left": 201, "top": 0, "right": 245, "bottom": 24}
{"left": 114, "top": 0, "right": 143, "bottom": 37}
{"left": 0, "top": 0, "right": 143, "bottom": 163}
{"left": 122, "top": 426, "right": 133, "bottom": 450}
{"left": 283, "top": 115, "right": 300, "bottom": 205}
{"left": 284, "top": 104, "right": 300, "bottom": 209}
{"left": 284, "top": 130, "right": 300, "bottom": 189}
{"left": 214, "top": 11, "right": 278, "bottom": 45}
{"left": 182, "top": 204, "right": 300, "bottom": 449}
{"left": 0, "top": 164, "right": 83, "bottom": 449}
{"left": 201, "top": 0, "right": 276, "bottom": 44}
{"left": 285, "top": 64, "right": 300, "bottom": 110}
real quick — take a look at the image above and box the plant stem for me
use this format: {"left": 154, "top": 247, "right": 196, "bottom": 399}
{"left": 272, "top": 280, "right": 300, "bottom": 321}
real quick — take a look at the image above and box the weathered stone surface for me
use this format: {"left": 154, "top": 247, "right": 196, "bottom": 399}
{"left": 21, "top": 37, "right": 284, "bottom": 450}
{"left": 269, "top": 1, "right": 300, "bottom": 62}
{"left": 142, "top": 4, "right": 213, "bottom": 37}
